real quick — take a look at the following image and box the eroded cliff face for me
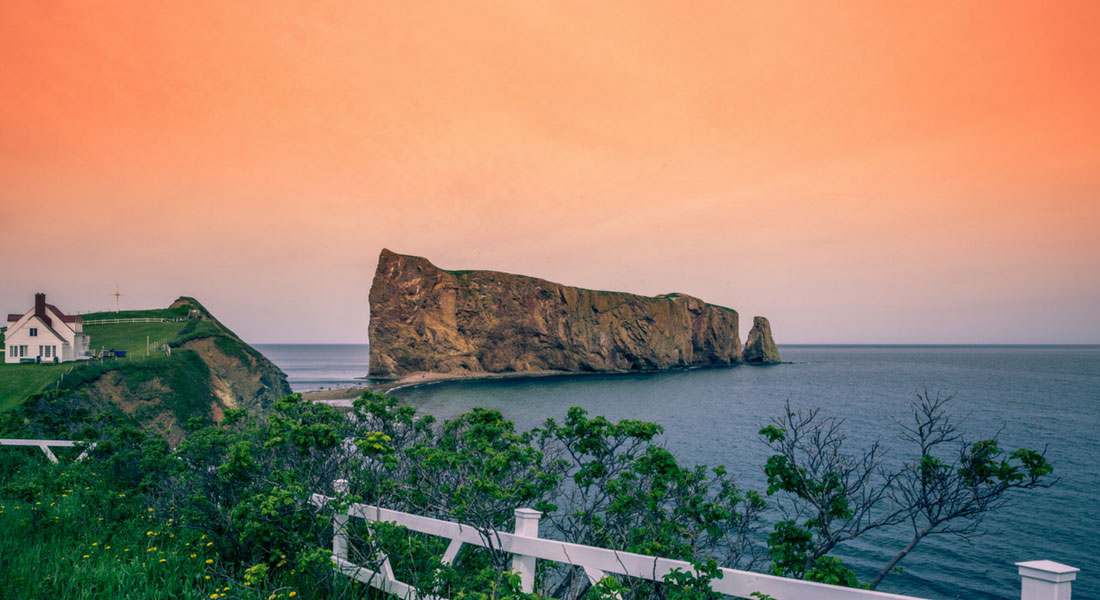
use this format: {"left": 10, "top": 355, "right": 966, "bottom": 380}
{"left": 742, "top": 316, "right": 781, "bottom": 364}
{"left": 368, "top": 249, "right": 747, "bottom": 378}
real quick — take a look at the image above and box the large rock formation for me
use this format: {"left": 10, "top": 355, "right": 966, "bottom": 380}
{"left": 369, "top": 249, "right": 766, "bottom": 378}
{"left": 742, "top": 316, "right": 781, "bottom": 364}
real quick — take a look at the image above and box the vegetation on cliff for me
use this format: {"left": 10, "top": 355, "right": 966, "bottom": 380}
{"left": 0, "top": 297, "right": 290, "bottom": 442}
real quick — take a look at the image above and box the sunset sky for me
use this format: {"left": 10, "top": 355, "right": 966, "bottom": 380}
{"left": 2, "top": 1, "right": 1098, "bottom": 344}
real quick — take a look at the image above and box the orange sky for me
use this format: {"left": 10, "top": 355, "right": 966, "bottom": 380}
{"left": 2, "top": 1, "right": 1098, "bottom": 343}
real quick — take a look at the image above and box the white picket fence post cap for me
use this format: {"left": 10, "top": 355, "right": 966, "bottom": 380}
{"left": 1016, "top": 560, "right": 1079, "bottom": 583}
{"left": 514, "top": 508, "right": 541, "bottom": 520}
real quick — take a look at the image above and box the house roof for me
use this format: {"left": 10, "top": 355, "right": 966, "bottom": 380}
{"left": 7, "top": 314, "right": 67, "bottom": 344}
{"left": 37, "top": 320, "right": 68, "bottom": 344}
{"left": 6, "top": 295, "right": 82, "bottom": 332}
{"left": 47, "top": 304, "right": 82, "bottom": 323}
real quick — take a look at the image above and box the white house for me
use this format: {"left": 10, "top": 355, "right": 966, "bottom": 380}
{"left": 4, "top": 293, "right": 91, "bottom": 364}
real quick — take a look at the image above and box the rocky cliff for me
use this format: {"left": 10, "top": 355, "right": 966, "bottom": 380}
{"left": 369, "top": 249, "right": 773, "bottom": 378}
{"left": 743, "top": 316, "right": 781, "bottom": 364}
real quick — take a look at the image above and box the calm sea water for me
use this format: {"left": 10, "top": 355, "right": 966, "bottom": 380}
{"left": 256, "top": 344, "right": 1100, "bottom": 600}
{"left": 256, "top": 344, "right": 373, "bottom": 392}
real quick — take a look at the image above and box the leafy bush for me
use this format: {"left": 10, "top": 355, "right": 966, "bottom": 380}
{"left": 0, "top": 389, "right": 1055, "bottom": 599}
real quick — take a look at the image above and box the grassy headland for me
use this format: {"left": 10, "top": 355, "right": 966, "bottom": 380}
{"left": 0, "top": 298, "right": 290, "bottom": 444}
{"left": 1, "top": 305, "right": 191, "bottom": 411}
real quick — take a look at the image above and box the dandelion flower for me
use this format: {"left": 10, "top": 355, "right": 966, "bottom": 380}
{"left": 205, "top": 559, "right": 214, "bottom": 564}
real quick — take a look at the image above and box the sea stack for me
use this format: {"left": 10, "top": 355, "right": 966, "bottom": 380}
{"left": 367, "top": 249, "right": 760, "bottom": 379}
{"left": 742, "top": 316, "right": 781, "bottom": 364}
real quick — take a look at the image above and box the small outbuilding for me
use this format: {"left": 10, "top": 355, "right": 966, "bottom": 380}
{"left": 4, "top": 293, "right": 91, "bottom": 364}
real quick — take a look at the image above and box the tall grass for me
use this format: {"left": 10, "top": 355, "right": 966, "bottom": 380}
{"left": 0, "top": 450, "right": 371, "bottom": 600}
{"left": 0, "top": 456, "right": 227, "bottom": 599}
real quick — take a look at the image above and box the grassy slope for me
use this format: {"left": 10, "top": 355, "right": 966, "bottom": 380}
{"left": 0, "top": 364, "right": 70, "bottom": 411}
{"left": 0, "top": 302, "right": 210, "bottom": 412}
{"left": 84, "top": 322, "right": 189, "bottom": 357}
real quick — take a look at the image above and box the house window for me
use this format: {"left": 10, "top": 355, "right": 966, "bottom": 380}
{"left": 29, "top": 327, "right": 38, "bottom": 337}
{"left": 45, "top": 346, "right": 52, "bottom": 358}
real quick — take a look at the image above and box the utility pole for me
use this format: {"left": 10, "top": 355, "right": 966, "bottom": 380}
{"left": 110, "top": 285, "right": 124, "bottom": 313}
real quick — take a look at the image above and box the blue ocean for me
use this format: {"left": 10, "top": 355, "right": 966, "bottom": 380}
{"left": 255, "top": 344, "right": 1100, "bottom": 600}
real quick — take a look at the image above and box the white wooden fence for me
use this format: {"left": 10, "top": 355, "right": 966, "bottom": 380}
{"left": 81, "top": 317, "right": 187, "bottom": 325}
{"left": 311, "top": 480, "right": 1080, "bottom": 600}
{"left": 0, "top": 438, "right": 96, "bottom": 463}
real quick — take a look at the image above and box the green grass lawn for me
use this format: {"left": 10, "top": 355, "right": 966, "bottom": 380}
{"left": 0, "top": 363, "right": 70, "bottom": 411}
{"left": 84, "top": 322, "right": 189, "bottom": 357}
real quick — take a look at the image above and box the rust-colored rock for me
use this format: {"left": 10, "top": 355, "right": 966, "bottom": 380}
{"left": 368, "top": 249, "right": 757, "bottom": 378}
{"left": 743, "top": 316, "right": 781, "bottom": 364}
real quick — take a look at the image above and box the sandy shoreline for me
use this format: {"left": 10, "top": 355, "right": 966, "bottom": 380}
{"left": 298, "top": 364, "right": 757, "bottom": 403}
{"left": 300, "top": 369, "right": 593, "bottom": 402}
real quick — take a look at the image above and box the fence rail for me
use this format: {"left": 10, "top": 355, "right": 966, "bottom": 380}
{"left": 311, "top": 482, "right": 1080, "bottom": 600}
{"left": 81, "top": 317, "right": 187, "bottom": 325}
{"left": 0, "top": 438, "right": 96, "bottom": 463}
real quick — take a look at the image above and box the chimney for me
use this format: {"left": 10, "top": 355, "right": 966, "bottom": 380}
{"left": 34, "top": 293, "right": 52, "bottom": 327}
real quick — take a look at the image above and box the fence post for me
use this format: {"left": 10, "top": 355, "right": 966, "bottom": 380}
{"left": 1017, "top": 560, "right": 1079, "bottom": 600}
{"left": 512, "top": 508, "right": 541, "bottom": 593}
{"left": 333, "top": 479, "right": 350, "bottom": 562}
